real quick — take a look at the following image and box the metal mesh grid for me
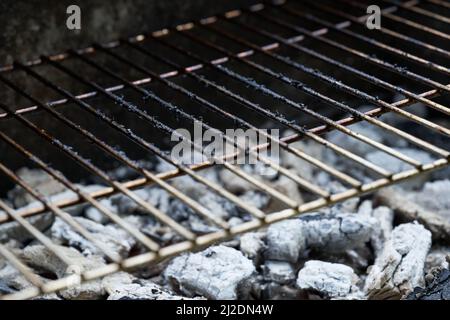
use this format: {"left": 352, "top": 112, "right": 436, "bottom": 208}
{"left": 0, "top": 0, "right": 449, "bottom": 299}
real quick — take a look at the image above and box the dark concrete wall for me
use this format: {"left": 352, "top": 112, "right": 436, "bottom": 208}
{"left": 0, "top": 0, "right": 259, "bottom": 65}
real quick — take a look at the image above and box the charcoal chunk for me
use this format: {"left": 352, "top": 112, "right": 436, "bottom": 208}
{"left": 164, "top": 245, "right": 255, "bottom": 300}
{"left": 296, "top": 260, "right": 360, "bottom": 299}
{"left": 364, "top": 223, "right": 432, "bottom": 299}
{"left": 407, "top": 269, "right": 450, "bottom": 300}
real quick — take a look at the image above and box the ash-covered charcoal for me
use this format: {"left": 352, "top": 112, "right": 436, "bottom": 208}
{"left": 84, "top": 198, "right": 116, "bottom": 224}
{"left": 0, "top": 280, "right": 15, "bottom": 295}
{"left": 365, "top": 148, "right": 434, "bottom": 188}
{"left": 265, "top": 212, "right": 375, "bottom": 263}
{"left": 103, "top": 272, "right": 200, "bottom": 300}
{"left": 0, "top": 213, "right": 54, "bottom": 243}
{"left": 265, "top": 220, "right": 306, "bottom": 263}
{"left": 113, "top": 187, "right": 170, "bottom": 216}
{"left": 7, "top": 168, "right": 66, "bottom": 208}
{"left": 358, "top": 201, "right": 394, "bottom": 255}
{"left": 0, "top": 263, "right": 32, "bottom": 293}
{"left": 364, "top": 223, "right": 432, "bottom": 299}
{"left": 239, "top": 232, "right": 266, "bottom": 262}
{"left": 265, "top": 173, "right": 304, "bottom": 213}
{"left": 185, "top": 215, "right": 220, "bottom": 234}
{"left": 280, "top": 138, "right": 321, "bottom": 181}
{"left": 22, "top": 244, "right": 105, "bottom": 279}
{"left": 316, "top": 179, "right": 359, "bottom": 213}
{"left": 376, "top": 187, "right": 450, "bottom": 244}
{"left": 426, "top": 247, "right": 450, "bottom": 274}
{"left": 262, "top": 261, "right": 296, "bottom": 285}
{"left": 300, "top": 212, "right": 376, "bottom": 253}
{"left": 164, "top": 245, "right": 255, "bottom": 300}
{"left": 238, "top": 190, "right": 269, "bottom": 211}
{"left": 328, "top": 123, "right": 385, "bottom": 156}
{"left": 51, "top": 217, "right": 136, "bottom": 258}
{"left": 296, "top": 260, "right": 361, "bottom": 299}
{"left": 260, "top": 283, "right": 304, "bottom": 300}
{"left": 406, "top": 269, "right": 450, "bottom": 300}
{"left": 60, "top": 280, "right": 106, "bottom": 300}
{"left": 404, "top": 180, "right": 450, "bottom": 222}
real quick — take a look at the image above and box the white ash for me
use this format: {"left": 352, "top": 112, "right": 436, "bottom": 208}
{"left": 164, "top": 245, "right": 255, "bottom": 300}
{"left": 196, "top": 192, "right": 239, "bottom": 220}
{"left": 262, "top": 261, "right": 296, "bottom": 285}
{"left": 296, "top": 260, "right": 361, "bottom": 299}
{"left": 1, "top": 152, "right": 448, "bottom": 301}
{"left": 364, "top": 223, "right": 432, "bottom": 299}
{"left": 51, "top": 217, "right": 136, "bottom": 258}
{"left": 265, "top": 219, "right": 306, "bottom": 263}
{"left": 186, "top": 215, "right": 219, "bottom": 234}
{"left": 11, "top": 184, "right": 107, "bottom": 217}
{"left": 358, "top": 200, "right": 394, "bottom": 255}
{"left": 219, "top": 168, "right": 260, "bottom": 194}
{"left": 239, "top": 232, "right": 266, "bottom": 261}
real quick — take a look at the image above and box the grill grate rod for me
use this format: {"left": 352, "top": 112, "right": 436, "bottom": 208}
{"left": 42, "top": 56, "right": 304, "bottom": 208}
{"left": 0, "top": 95, "right": 196, "bottom": 243}
{"left": 67, "top": 47, "right": 329, "bottom": 197}
{"left": 173, "top": 29, "right": 430, "bottom": 168}
{"left": 426, "top": 0, "right": 450, "bottom": 9}
{"left": 0, "top": 0, "right": 449, "bottom": 300}
{"left": 384, "top": 0, "right": 450, "bottom": 24}
{"left": 153, "top": 35, "right": 394, "bottom": 177}
{"left": 298, "top": 0, "right": 450, "bottom": 67}
{"left": 248, "top": 6, "right": 450, "bottom": 116}
{"left": 0, "top": 108, "right": 164, "bottom": 252}
{"left": 13, "top": 59, "right": 269, "bottom": 220}
{"left": 120, "top": 39, "right": 362, "bottom": 188}
{"left": 195, "top": 20, "right": 450, "bottom": 158}
{"left": 268, "top": 2, "right": 450, "bottom": 84}
{"left": 340, "top": 0, "right": 450, "bottom": 42}
{"left": 204, "top": 15, "right": 450, "bottom": 138}
{"left": 274, "top": 3, "right": 450, "bottom": 88}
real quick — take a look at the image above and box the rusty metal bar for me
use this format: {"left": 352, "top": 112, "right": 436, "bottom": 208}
{"left": 340, "top": 0, "right": 450, "bottom": 42}
{"left": 247, "top": 5, "right": 450, "bottom": 116}
{"left": 208, "top": 15, "right": 450, "bottom": 139}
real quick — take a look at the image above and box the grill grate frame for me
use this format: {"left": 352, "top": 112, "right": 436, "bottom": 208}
{"left": 0, "top": 0, "right": 449, "bottom": 300}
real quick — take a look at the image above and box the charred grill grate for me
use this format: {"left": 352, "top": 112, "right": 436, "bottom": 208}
{"left": 0, "top": 0, "right": 449, "bottom": 299}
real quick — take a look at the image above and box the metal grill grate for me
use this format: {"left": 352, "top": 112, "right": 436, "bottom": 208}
{"left": 0, "top": 0, "right": 449, "bottom": 299}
